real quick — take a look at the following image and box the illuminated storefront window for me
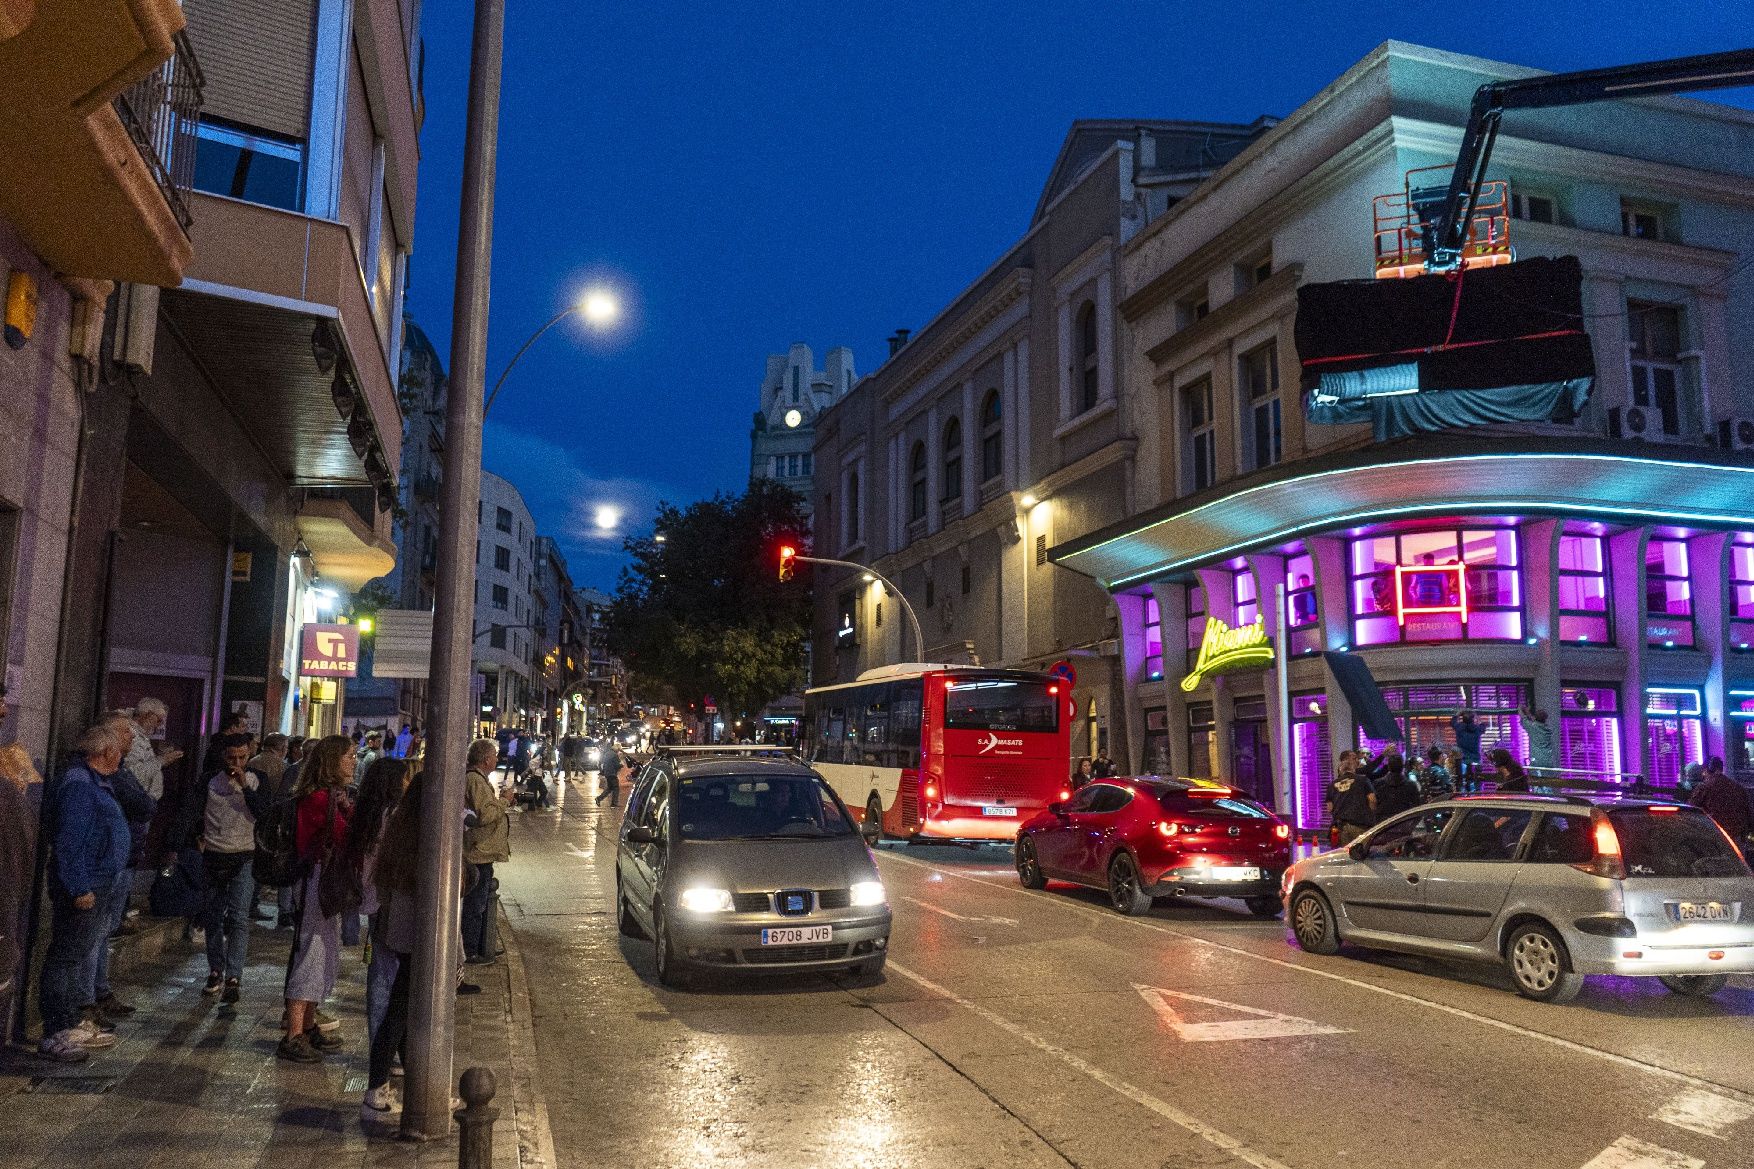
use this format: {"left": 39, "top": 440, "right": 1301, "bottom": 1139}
{"left": 1286, "top": 551, "right": 1318, "bottom": 629}
{"left": 1349, "top": 527, "right": 1522, "bottom": 646}
{"left": 1233, "top": 566, "right": 1259, "bottom": 628}
{"left": 1731, "top": 691, "right": 1754, "bottom": 773}
{"left": 1186, "top": 701, "right": 1214, "bottom": 779}
{"left": 1291, "top": 692, "right": 1332, "bottom": 830}
{"left": 1356, "top": 683, "right": 1528, "bottom": 763}
{"left": 1644, "top": 538, "right": 1693, "bottom": 649}
{"left": 1184, "top": 583, "right": 1206, "bottom": 675}
{"left": 1731, "top": 533, "right": 1754, "bottom": 652}
{"left": 1645, "top": 687, "right": 1704, "bottom": 787}
{"left": 1557, "top": 527, "right": 1611, "bottom": 645}
{"left": 1142, "top": 596, "right": 1163, "bottom": 682}
{"left": 1559, "top": 687, "right": 1622, "bottom": 781}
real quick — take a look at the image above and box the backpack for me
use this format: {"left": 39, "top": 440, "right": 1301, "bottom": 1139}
{"left": 253, "top": 795, "right": 305, "bottom": 887}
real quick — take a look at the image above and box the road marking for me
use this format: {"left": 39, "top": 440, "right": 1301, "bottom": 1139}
{"left": 1135, "top": 984, "right": 1349, "bottom": 1043}
{"left": 901, "top": 896, "right": 1018, "bottom": 927}
{"left": 563, "top": 843, "right": 594, "bottom": 859}
{"left": 1652, "top": 1087, "right": 1754, "bottom": 1140}
{"left": 876, "top": 850, "right": 1754, "bottom": 1106}
{"left": 1579, "top": 1136, "right": 1703, "bottom": 1169}
{"left": 886, "top": 959, "right": 1294, "bottom": 1169}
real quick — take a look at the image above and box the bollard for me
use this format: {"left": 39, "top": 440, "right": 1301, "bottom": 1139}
{"left": 456, "top": 1066, "right": 499, "bottom": 1169}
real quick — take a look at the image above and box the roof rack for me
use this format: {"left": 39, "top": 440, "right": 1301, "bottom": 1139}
{"left": 652, "top": 744, "right": 805, "bottom": 763}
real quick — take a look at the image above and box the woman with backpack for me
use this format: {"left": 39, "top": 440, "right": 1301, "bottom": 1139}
{"left": 279, "top": 734, "right": 355, "bottom": 1063}
{"left": 339, "top": 756, "right": 411, "bottom": 1053}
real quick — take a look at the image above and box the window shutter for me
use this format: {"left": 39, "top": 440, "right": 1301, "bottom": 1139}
{"left": 182, "top": 0, "right": 316, "bottom": 140}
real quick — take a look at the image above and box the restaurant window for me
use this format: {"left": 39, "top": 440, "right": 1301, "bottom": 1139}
{"left": 1730, "top": 533, "right": 1754, "bottom": 652}
{"left": 1286, "top": 552, "right": 1318, "bottom": 630}
{"left": 1238, "top": 340, "right": 1281, "bottom": 471}
{"left": 1357, "top": 684, "right": 1528, "bottom": 764}
{"left": 1645, "top": 688, "right": 1704, "bottom": 788}
{"left": 1628, "top": 302, "right": 1684, "bottom": 436}
{"left": 1184, "top": 583, "right": 1206, "bottom": 675}
{"left": 1644, "top": 537, "right": 1693, "bottom": 648}
{"left": 1559, "top": 687, "right": 1622, "bottom": 782}
{"left": 1232, "top": 567, "right": 1258, "bottom": 627}
{"left": 1142, "top": 596, "right": 1163, "bottom": 682}
{"left": 1183, "top": 377, "right": 1216, "bottom": 492}
{"left": 1186, "top": 701, "right": 1215, "bottom": 779}
{"left": 1348, "top": 527, "right": 1521, "bottom": 646}
{"left": 1290, "top": 693, "right": 1332, "bottom": 831}
{"left": 1731, "top": 691, "right": 1754, "bottom": 773}
{"left": 1557, "top": 527, "right": 1611, "bottom": 645}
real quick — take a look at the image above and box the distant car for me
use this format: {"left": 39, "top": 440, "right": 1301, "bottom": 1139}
{"left": 1282, "top": 794, "right": 1754, "bottom": 1002}
{"left": 615, "top": 754, "right": 892, "bottom": 987}
{"left": 1014, "top": 777, "right": 1292, "bottom": 917}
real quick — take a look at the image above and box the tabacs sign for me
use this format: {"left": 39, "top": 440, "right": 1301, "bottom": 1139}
{"left": 301, "top": 623, "right": 360, "bottom": 678}
{"left": 1180, "top": 616, "right": 1274, "bottom": 693}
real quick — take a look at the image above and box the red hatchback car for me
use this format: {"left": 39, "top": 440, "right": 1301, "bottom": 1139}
{"left": 1015, "top": 777, "right": 1293, "bottom": 917}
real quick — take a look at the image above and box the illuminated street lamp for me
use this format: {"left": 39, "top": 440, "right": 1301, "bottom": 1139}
{"left": 482, "top": 284, "right": 623, "bottom": 418}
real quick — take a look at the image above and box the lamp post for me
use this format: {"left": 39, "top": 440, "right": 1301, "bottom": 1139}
{"left": 794, "top": 553, "right": 924, "bottom": 665}
{"left": 482, "top": 286, "right": 619, "bottom": 419}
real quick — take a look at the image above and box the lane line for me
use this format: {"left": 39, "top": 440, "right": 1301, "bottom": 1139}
{"left": 877, "top": 849, "right": 1754, "bottom": 1105}
{"left": 1135, "top": 984, "right": 1350, "bottom": 1043}
{"left": 887, "top": 959, "right": 1295, "bottom": 1169}
{"left": 1579, "top": 1136, "right": 1703, "bottom": 1169}
{"left": 901, "top": 896, "right": 1019, "bottom": 926}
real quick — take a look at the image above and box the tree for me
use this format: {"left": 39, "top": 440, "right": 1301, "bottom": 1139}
{"left": 605, "top": 479, "right": 811, "bottom": 720}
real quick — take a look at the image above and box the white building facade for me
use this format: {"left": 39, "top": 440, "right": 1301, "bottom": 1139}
{"left": 474, "top": 470, "right": 538, "bottom": 730}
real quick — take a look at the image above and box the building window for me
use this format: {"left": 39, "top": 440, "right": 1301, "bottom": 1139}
{"left": 1732, "top": 533, "right": 1754, "bottom": 652}
{"left": 802, "top": 453, "right": 812, "bottom": 475}
{"left": 961, "top": 563, "right": 971, "bottom": 595}
{"left": 980, "top": 390, "right": 1003, "bottom": 483}
{"left": 1184, "top": 583, "right": 1206, "bottom": 675}
{"left": 1356, "top": 684, "right": 1529, "bottom": 763}
{"left": 489, "top": 624, "right": 506, "bottom": 649}
{"left": 491, "top": 584, "right": 508, "bottom": 610}
{"left": 495, "top": 506, "right": 513, "bottom": 533}
{"left": 1232, "top": 566, "right": 1259, "bottom": 627}
{"left": 1290, "top": 693, "right": 1332, "bottom": 830}
{"left": 1645, "top": 688, "right": 1704, "bottom": 788}
{"left": 844, "top": 469, "right": 861, "bottom": 547}
{"left": 1237, "top": 252, "right": 1272, "bottom": 291}
{"left": 925, "top": 578, "right": 935, "bottom": 609}
{"left": 1285, "top": 550, "right": 1319, "bottom": 653}
{"left": 1511, "top": 192, "right": 1556, "bottom": 224}
{"left": 1076, "top": 301, "right": 1099, "bottom": 413}
{"left": 1628, "top": 302, "right": 1684, "bottom": 436}
{"left": 908, "top": 442, "right": 927, "bottom": 522}
{"left": 1176, "top": 290, "right": 1210, "bottom": 330}
{"left": 1620, "top": 199, "right": 1672, "bottom": 242}
{"left": 1186, "top": 701, "right": 1215, "bottom": 778}
{"left": 192, "top": 119, "right": 305, "bottom": 212}
{"left": 494, "top": 545, "right": 511, "bottom": 571}
{"left": 1645, "top": 537, "right": 1693, "bottom": 648}
{"left": 1142, "top": 597, "right": 1163, "bottom": 681}
{"left": 1559, "top": 687, "right": 1621, "bottom": 781}
{"left": 1558, "top": 527, "right": 1611, "bottom": 645}
{"left": 1238, "top": 341, "right": 1281, "bottom": 471}
{"left": 1183, "top": 377, "right": 1216, "bottom": 493}
{"left": 1348, "top": 526, "right": 1522, "bottom": 646}
{"left": 941, "top": 417, "right": 962, "bottom": 502}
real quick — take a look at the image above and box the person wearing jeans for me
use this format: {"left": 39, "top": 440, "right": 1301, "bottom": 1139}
{"left": 184, "top": 735, "right": 266, "bottom": 1003}
{"left": 461, "top": 740, "right": 508, "bottom": 964}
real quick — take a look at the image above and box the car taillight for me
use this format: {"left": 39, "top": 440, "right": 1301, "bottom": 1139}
{"left": 1572, "top": 813, "right": 1626, "bottom": 880}
{"left": 1059, "top": 789, "right": 1071, "bottom": 801}
{"left": 1273, "top": 824, "right": 1291, "bottom": 840}
{"left": 1157, "top": 820, "right": 1181, "bottom": 838}
{"left": 1648, "top": 805, "right": 1680, "bottom": 814}
{"left": 923, "top": 783, "right": 939, "bottom": 800}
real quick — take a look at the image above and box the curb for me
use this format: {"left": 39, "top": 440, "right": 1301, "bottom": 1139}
{"left": 498, "top": 904, "right": 557, "bottom": 1169}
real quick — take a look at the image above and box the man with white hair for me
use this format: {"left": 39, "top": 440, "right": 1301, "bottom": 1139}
{"left": 123, "top": 698, "right": 183, "bottom": 803}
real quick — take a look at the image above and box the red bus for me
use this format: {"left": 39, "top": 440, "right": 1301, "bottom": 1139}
{"left": 804, "top": 666, "right": 1072, "bottom": 842}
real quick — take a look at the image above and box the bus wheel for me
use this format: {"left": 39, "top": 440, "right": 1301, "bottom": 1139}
{"left": 862, "top": 796, "right": 884, "bottom": 845}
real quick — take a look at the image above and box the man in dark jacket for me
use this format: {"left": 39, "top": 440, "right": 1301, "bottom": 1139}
{"left": 1691, "top": 756, "right": 1751, "bottom": 845}
{"left": 39, "top": 725, "right": 132, "bottom": 1061}
{"left": 1326, "top": 751, "right": 1377, "bottom": 845}
{"left": 1371, "top": 753, "right": 1422, "bottom": 820}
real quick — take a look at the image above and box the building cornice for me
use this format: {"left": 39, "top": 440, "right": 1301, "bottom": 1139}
{"left": 1142, "top": 264, "right": 1302, "bottom": 371}
{"left": 881, "top": 268, "right": 1034, "bottom": 407}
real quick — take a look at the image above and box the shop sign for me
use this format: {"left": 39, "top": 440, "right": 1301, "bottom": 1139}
{"left": 1180, "top": 616, "right": 1274, "bottom": 693}
{"left": 301, "top": 623, "right": 360, "bottom": 677}
{"left": 1394, "top": 564, "right": 1467, "bottom": 626}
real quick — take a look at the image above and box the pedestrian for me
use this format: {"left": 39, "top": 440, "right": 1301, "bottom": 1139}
{"left": 1690, "top": 756, "right": 1751, "bottom": 847}
{"left": 85, "top": 714, "right": 155, "bottom": 1020}
{"left": 1519, "top": 703, "right": 1555, "bottom": 776}
{"left": 355, "top": 731, "right": 383, "bottom": 787}
{"left": 0, "top": 730, "right": 40, "bottom": 1039}
{"left": 1326, "top": 750, "right": 1376, "bottom": 845}
{"left": 1489, "top": 747, "right": 1530, "bottom": 792}
{"left": 1372, "top": 752, "right": 1421, "bottom": 819}
{"left": 1678, "top": 761, "right": 1706, "bottom": 800}
{"left": 121, "top": 698, "right": 183, "bottom": 803}
{"left": 37, "top": 725, "right": 130, "bottom": 1061}
{"left": 249, "top": 733, "right": 290, "bottom": 798}
{"left": 200, "top": 709, "right": 251, "bottom": 782}
{"left": 181, "top": 733, "right": 267, "bottom": 1005}
{"left": 285, "top": 736, "right": 307, "bottom": 771}
{"left": 279, "top": 734, "right": 355, "bottom": 1063}
{"left": 595, "top": 740, "right": 624, "bottom": 807}
{"left": 1420, "top": 746, "right": 1455, "bottom": 802}
{"left": 339, "top": 756, "right": 411, "bottom": 1053}
{"left": 392, "top": 723, "right": 413, "bottom": 760}
{"left": 1449, "top": 710, "right": 1486, "bottom": 788}
{"left": 462, "top": 739, "right": 509, "bottom": 965}
{"left": 1092, "top": 750, "right": 1116, "bottom": 779}
{"left": 270, "top": 737, "right": 308, "bottom": 931}
{"left": 1070, "top": 756, "right": 1094, "bottom": 791}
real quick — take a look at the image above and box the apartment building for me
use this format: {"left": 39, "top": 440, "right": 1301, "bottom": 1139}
{"left": 532, "top": 536, "right": 585, "bottom": 734}
{"left": 1050, "top": 43, "right": 1754, "bottom": 825}
{"left": 475, "top": 471, "right": 537, "bottom": 730}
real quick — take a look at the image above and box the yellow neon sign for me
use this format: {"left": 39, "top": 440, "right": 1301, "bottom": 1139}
{"left": 1180, "top": 616, "right": 1274, "bottom": 692}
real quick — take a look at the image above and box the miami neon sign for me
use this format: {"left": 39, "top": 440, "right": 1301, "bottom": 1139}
{"left": 1181, "top": 616, "right": 1274, "bottom": 692}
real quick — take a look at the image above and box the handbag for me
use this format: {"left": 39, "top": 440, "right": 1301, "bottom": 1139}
{"left": 315, "top": 792, "right": 361, "bottom": 919}
{"left": 150, "top": 848, "right": 206, "bottom": 919}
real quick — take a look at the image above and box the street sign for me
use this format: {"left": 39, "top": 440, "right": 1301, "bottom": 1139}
{"left": 1048, "top": 660, "right": 1076, "bottom": 688}
{"left": 370, "top": 609, "right": 435, "bottom": 678}
{"left": 300, "top": 623, "right": 359, "bottom": 677}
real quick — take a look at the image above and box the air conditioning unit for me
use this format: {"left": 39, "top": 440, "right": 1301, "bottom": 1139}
{"left": 1718, "top": 416, "right": 1754, "bottom": 453}
{"left": 1608, "top": 405, "right": 1680, "bottom": 443}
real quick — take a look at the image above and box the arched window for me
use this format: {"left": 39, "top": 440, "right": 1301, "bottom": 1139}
{"left": 980, "top": 390, "right": 1003, "bottom": 483}
{"left": 1076, "top": 301, "right": 1099, "bottom": 413}
{"left": 941, "top": 417, "right": 962, "bottom": 503}
{"left": 909, "top": 441, "right": 928, "bottom": 522}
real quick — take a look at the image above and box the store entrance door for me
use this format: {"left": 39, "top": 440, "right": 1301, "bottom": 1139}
{"left": 1231, "top": 699, "right": 1273, "bottom": 809}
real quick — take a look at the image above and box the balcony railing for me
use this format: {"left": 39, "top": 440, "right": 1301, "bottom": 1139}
{"left": 113, "top": 29, "right": 204, "bottom": 232}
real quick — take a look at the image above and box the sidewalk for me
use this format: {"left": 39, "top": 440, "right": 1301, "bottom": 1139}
{"left": 0, "top": 903, "right": 553, "bottom": 1169}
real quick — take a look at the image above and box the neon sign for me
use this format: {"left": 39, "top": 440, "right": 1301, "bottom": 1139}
{"left": 1180, "top": 616, "right": 1274, "bottom": 692}
{"left": 1394, "top": 563, "right": 1467, "bottom": 626}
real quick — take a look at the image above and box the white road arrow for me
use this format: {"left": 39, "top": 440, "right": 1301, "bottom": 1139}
{"left": 1135, "top": 984, "right": 1350, "bottom": 1043}
{"left": 902, "top": 897, "right": 1019, "bottom": 927}
{"left": 1579, "top": 1136, "right": 1703, "bottom": 1169}
{"left": 1652, "top": 1087, "right": 1754, "bottom": 1140}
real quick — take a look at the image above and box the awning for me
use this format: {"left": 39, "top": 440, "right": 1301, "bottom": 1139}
{"left": 1324, "top": 652, "right": 1401, "bottom": 742}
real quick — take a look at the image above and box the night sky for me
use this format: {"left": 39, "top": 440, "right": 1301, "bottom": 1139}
{"left": 403, "top": 0, "right": 1753, "bottom": 592}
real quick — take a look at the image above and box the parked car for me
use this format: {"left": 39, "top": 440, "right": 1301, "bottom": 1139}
{"left": 615, "top": 753, "right": 892, "bottom": 987}
{"left": 1282, "top": 793, "right": 1754, "bottom": 1002}
{"left": 1014, "top": 777, "right": 1292, "bottom": 917}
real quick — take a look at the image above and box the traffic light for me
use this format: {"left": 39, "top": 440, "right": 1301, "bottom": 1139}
{"left": 778, "top": 545, "right": 797, "bottom": 582}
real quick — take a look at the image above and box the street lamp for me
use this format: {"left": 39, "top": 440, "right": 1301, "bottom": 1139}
{"left": 481, "top": 284, "right": 622, "bottom": 418}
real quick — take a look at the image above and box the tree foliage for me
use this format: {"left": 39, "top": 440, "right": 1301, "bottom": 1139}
{"left": 605, "top": 479, "right": 811, "bottom": 717}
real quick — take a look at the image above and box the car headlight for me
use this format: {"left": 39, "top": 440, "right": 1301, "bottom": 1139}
{"left": 677, "top": 887, "right": 735, "bottom": 913}
{"left": 849, "top": 880, "right": 886, "bottom": 907}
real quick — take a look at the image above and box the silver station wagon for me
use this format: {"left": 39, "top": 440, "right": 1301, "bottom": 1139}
{"left": 616, "top": 751, "right": 892, "bottom": 988}
{"left": 1283, "top": 794, "right": 1754, "bottom": 1002}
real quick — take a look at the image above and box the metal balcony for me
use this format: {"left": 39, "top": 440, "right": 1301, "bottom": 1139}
{"left": 113, "top": 28, "right": 203, "bottom": 232}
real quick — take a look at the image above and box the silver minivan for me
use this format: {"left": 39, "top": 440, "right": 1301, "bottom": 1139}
{"left": 1283, "top": 794, "right": 1754, "bottom": 1002}
{"left": 616, "top": 752, "right": 892, "bottom": 988}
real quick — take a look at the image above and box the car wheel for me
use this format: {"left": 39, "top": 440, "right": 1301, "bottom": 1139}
{"left": 653, "top": 905, "right": 690, "bottom": 989}
{"left": 1015, "top": 835, "right": 1047, "bottom": 889}
{"left": 1107, "top": 852, "right": 1153, "bottom": 916}
{"left": 616, "top": 876, "right": 645, "bottom": 939}
{"left": 1289, "top": 888, "right": 1340, "bottom": 954}
{"left": 1245, "top": 896, "right": 1283, "bottom": 919}
{"left": 1506, "top": 922, "right": 1583, "bottom": 1003}
{"left": 862, "top": 795, "right": 884, "bottom": 845}
{"left": 1659, "top": 973, "right": 1729, "bottom": 997}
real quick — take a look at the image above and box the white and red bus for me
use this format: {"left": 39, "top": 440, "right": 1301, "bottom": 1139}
{"left": 804, "top": 665, "right": 1072, "bottom": 842}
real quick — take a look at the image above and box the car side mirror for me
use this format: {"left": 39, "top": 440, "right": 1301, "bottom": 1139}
{"left": 625, "top": 824, "right": 657, "bottom": 845}
{"left": 1047, "top": 801, "right": 1067, "bottom": 816}
{"left": 1347, "top": 841, "right": 1369, "bottom": 862}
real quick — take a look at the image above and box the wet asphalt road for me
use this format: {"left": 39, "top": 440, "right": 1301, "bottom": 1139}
{"left": 498, "top": 777, "right": 1754, "bottom": 1169}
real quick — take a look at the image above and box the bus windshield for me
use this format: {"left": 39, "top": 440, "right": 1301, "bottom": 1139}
{"left": 944, "top": 678, "right": 1059, "bottom": 733}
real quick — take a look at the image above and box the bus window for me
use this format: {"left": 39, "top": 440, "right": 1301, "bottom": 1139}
{"left": 891, "top": 682, "right": 923, "bottom": 750}
{"left": 944, "top": 678, "right": 1059, "bottom": 733}
{"left": 859, "top": 685, "right": 890, "bottom": 761}
{"left": 821, "top": 703, "right": 847, "bottom": 765}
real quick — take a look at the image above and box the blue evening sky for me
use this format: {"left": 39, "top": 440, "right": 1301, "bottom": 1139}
{"left": 403, "top": 0, "right": 1753, "bottom": 591}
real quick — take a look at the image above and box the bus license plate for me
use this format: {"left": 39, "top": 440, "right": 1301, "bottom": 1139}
{"left": 982, "top": 805, "right": 1018, "bottom": 817}
{"left": 1670, "top": 902, "right": 1735, "bottom": 923}
{"left": 1207, "top": 866, "right": 1261, "bottom": 881}
{"left": 761, "top": 926, "right": 832, "bottom": 946}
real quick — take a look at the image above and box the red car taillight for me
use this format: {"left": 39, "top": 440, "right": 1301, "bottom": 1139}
{"left": 1572, "top": 813, "right": 1626, "bottom": 880}
{"left": 1273, "top": 823, "right": 1291, "bottom": 841}
{"left": 923, "top": 783, "right": 939, "bottom": 800}
{"left": 1157, "top": 820, "right": 1182, "bottom": 838}
{"left": 1059, "top": 789, "right": 1071, "bottom": 801}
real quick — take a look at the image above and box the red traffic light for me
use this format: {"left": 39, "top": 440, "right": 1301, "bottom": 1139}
{"left": 778, "top": 545, "right": 797, "bottom": 582}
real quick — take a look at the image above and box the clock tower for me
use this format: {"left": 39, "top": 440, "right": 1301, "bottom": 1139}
{"left": 749, "top": 342, "right": 856, "bottom": 523}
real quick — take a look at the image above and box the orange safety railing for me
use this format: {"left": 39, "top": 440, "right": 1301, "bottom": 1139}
{"left": 1373, "top": 165, "right": 1512, "bottom": 279}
